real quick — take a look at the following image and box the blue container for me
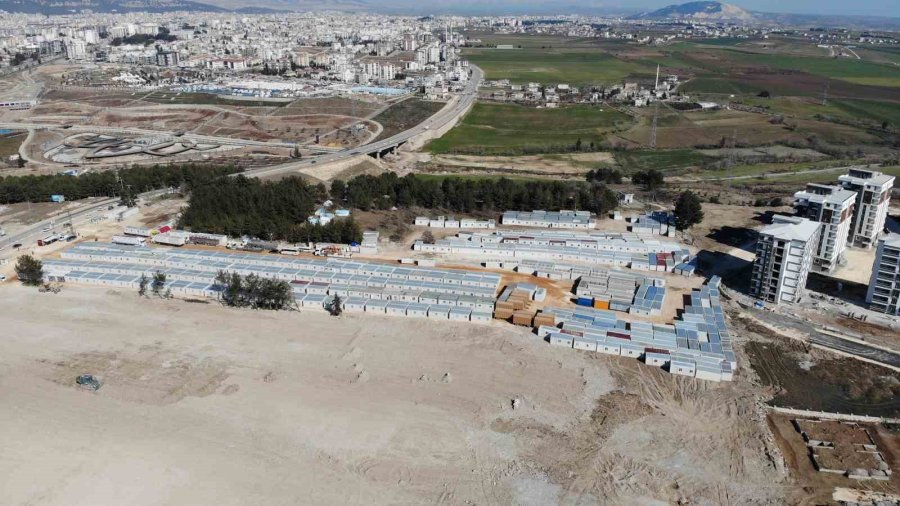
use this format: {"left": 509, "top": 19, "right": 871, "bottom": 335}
{"left": 576, "top": 297, "right": 594, "bottom": 307}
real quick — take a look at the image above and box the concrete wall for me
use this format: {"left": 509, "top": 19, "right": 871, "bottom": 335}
{"left": 767, "top": 405, "right": 900, "bottom": 425}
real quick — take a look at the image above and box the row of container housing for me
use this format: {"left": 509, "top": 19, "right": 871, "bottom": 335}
{"left": 414, "top": 216, "right": 496, "bottom": 229}
{"left": 414, "top": 235, "right": 689, "bottom": 270}
{"left": 501, "top": 210, "right": 596, "bottom": 229}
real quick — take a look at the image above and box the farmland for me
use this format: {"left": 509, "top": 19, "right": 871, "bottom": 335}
{"left": 427, "top": 103, "right": 629, "bottom": 154}
{"left": 464, "top": 47, "right": 653, "bottom": 85}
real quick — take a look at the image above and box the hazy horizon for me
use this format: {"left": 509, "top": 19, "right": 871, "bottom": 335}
{"left": 331, "top": 0, "right": 899, "bottom": 19}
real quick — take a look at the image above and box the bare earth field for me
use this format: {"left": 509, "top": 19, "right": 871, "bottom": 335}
{"left": 426, "top": 152, "right": 613, "bottom": 178}
{"left": 0, "top": 284, "right": 788, "bottom": 505}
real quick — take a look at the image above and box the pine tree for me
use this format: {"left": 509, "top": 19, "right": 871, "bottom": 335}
{"left": 674, "top": 191, "right": 704, "bottom": 232}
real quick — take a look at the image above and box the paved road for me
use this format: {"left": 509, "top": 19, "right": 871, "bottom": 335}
{"left": 809, "top": 331, "right": 900, "bottom": 369}
{"left": 0, "top": 66, "right": 482, "bottom": 174}
{"left": 727, "top": 286, "right": 900, "bottom": 370}
{"left": 0, "top": 189, "right": 170, "bottom": 257}
{"left": 239, "top": 66, "right": 483, "bottom": 179}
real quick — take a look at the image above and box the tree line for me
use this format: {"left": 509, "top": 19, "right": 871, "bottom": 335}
{"left": 333, "top": 173, "right": 620, "bottom": 216}
{"left": 178, "top": 176, "right": 362, "bottom": 244}
{"left": 215, "top": 270, "right": 294, "bottom": 310}
{"left": 0, "top": 163, "right": 241, "bottom": 205}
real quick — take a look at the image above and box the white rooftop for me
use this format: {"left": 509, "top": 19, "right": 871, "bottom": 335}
{"left": 761, "top": 217, "right": 821, "bottom": 242}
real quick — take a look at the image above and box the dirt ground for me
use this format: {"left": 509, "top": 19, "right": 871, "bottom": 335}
{"left": 426, "top": 152, "right": 613, "bottom": 178}
{"left": 767, "top": 413, "right": 900, "bottom": 506}
{"left": 0, "top": 283, "right": 791, "bottom": 505}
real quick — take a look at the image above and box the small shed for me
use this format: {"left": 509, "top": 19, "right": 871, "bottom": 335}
{"left": 549, "top": 332, "right": 574, "bottom": 347}
{"left": 644, "top": 351, "right": 670, "bottom": 367}
{"left": 386, "top": 302, "right": 409, "bottom": 316}
{"left": 573, "top": 337, "right": 598, "bottom": 352}
{"left": 364, "top": 299, "right": 388, "bottom": 313}
{"left": 427, "top": 304, "right": 452, "bottom": 319}
{"left": 405, "top": 303, "right": 429, "bottom": 318}
{"left": 449, "top": 307, "right": 471, "bottom": 321}
{"left": 470, "top": 311, "right": 492, "bottom": 323}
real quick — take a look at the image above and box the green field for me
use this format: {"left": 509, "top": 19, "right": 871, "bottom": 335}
{"left": 734, "top": 96, "right": 900, "bottom": 127}
{"left": 0, "top": 132, "right": 25, "bottom": 158}
{"left": 427, "top": 103, "right": 629, "bottom": 154}
{"left": 720, "top": 51, "right": 900, "bottom": 87}
{"left": 464, "top": 47, "right": 652, "bottom": 85}
{"left": 680, "top": 77, "right": 764, "bottom": 95}
{"left": 372, "top": 99, "right": 445, "bottom": 141}
{"left": 614, "top": 149, "right": 714, "bottom": 172}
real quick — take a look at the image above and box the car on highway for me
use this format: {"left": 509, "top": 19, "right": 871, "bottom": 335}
{"left": 12, "top": 243, "right": 22, "bottom": 249}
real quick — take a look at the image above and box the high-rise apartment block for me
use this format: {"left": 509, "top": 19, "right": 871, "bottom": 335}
{"left": 866, "top": 234, "right": 900, "bottom": 315}
{"left": 793, "top": 183, "right": 856, "bottom": 272}
{"left": 750, "top": 216, "right": 821, "bottom": 304}
{"left": 839, "top": 168, "right": 895, "bottom": 248}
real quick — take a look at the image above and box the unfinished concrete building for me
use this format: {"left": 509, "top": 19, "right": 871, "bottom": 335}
{"left": 750, "top": 216, "right": 821, "bottom": 304}
{"left": 839, "top": 168, "right": 895, "bottom": 248}
{"left": 793, "top": 183, "right": 856, "bottom": 272}
{"left": 866, "top": 234, "right": 900, "bottom": 315}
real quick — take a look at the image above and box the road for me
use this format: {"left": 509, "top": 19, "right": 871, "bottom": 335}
{"left": 0, "top": 189, "right": 170, "bottom": 257}
{"left": 0, "top": 121, "right": 304, "bottom": 150}
{"left": 725, "top": 286, "right": 900, "bottom": 371}
{"left": 0, "top": 66, "right": 482, "bottom": 174}
{"left": 238, "top": 65, "right": 483, "bottom": 179}
{"left": 676, "top": 164, "right": 877, "bottom": 183}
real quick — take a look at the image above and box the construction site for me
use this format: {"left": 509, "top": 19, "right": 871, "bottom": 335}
{"left": 3, "top": 185, "right": 900, "bottom": 505}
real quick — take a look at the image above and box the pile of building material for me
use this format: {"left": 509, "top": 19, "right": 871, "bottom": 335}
{"left": 537, "top": 277, "right": 734, "bottom": 382}
{"left": 44, "top": 242, "right": 501, "bottom": 324}
{"left": 673, "top": 259, "right": 697, "bottom": 276}
{"left": 630, "top": 211, "right": 675, "bottom": 237}
{"left": 574, "top": 268, "right": 666, "bottom": 315}
{"left": 414, "top": 216, "right": 495, "bottom": 229}
{"left": 501, "top": 210, "right": 596, "bottom": 229}
{"left": 495, "top": 283, "right": 538, "bottom": 324}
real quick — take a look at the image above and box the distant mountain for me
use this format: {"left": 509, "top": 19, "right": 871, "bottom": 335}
{"left": 0, "top": 0, "right": 226, "bottom": 13}
{"left": 630, "top": 1, "right": 755, "bottom": 22}
{"left": 194, "top": 0, "right": 367, "bottom": 11}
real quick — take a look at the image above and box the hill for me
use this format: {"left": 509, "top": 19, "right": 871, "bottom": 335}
{"left": 630, "top": 1, "right": 755, "bottom": 22}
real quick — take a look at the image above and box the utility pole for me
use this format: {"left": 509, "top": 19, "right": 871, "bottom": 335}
{"left": 728, "top": 128, "right": 738, "bottom": 167}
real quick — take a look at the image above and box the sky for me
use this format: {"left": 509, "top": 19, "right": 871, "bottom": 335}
{"left": 369, "top": 0, "right": 900, "bottom": 18}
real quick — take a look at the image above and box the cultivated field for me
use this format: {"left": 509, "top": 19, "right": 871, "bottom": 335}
{"left": 427, "top": 103, "right": 628, "bottom": 155}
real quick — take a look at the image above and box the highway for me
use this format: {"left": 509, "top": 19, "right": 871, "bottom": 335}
{"left": 238, "top": 65, "right": 483, "bottom": 179}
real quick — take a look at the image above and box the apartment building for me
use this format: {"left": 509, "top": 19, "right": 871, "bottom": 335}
{"left": 839, "top": 168, "right": 895, "bottom": 248}
{"left": 750, "top": 216, "right": 821, "bottom": 304}
{"left": 793, "top": 183, "right": 856, "bottom": 272}
{"left": 866, "top": 234, "right": 900, "bottom": 315}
